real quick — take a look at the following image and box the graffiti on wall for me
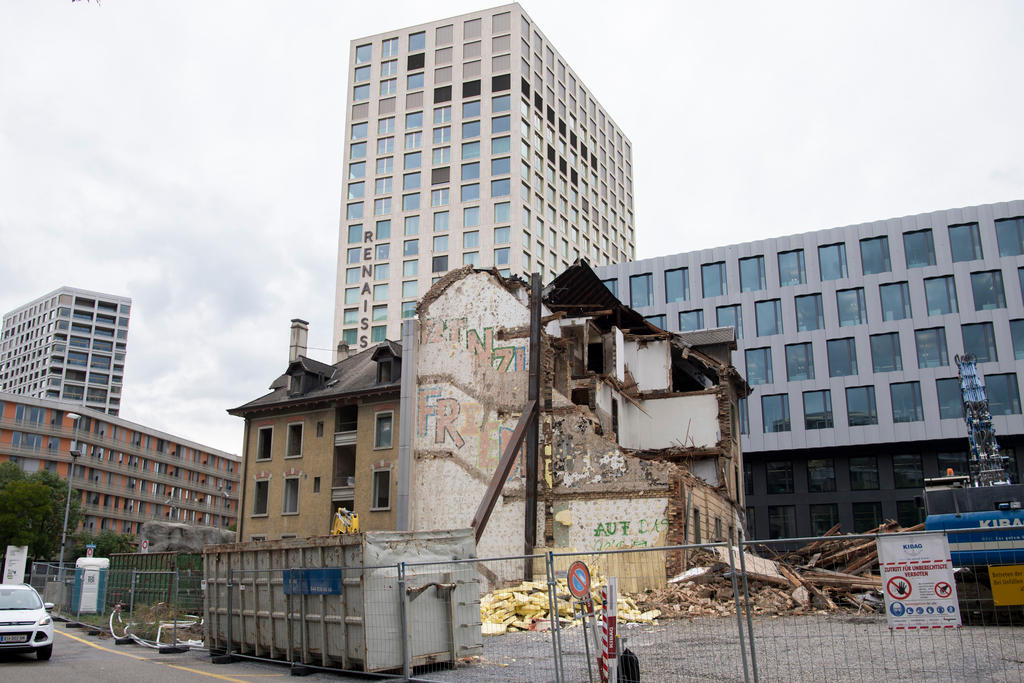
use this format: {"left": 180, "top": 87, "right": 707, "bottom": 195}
{"left": 592, "top": 517, "right": 669, "bottom": 551}
{"left": 417, "top": 385, "right": 519, "bottom": 472}
{"left": 567, "top": 499, "right": 670, "bottom": 552}
{"left": 419, "top": 317, "right": 527, "bottom": 373}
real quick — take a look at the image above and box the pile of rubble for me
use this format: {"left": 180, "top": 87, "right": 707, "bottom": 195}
{"left": 480, "top": 522, "right": 919, "bottom": 632}
{"left": 480, "top": 576, "right": 661, "bottom": 636}
{"left": 636, "top": 521, "right": 920, "bottom": 618}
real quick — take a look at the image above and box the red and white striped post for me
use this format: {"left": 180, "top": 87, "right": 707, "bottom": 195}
{"left": 600, "top": 576, "right": 618, "bottom": 683}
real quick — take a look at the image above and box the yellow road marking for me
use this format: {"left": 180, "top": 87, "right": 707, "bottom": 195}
{"left": 165, "top": 664, "right": 254, "bottom": 682}
{"left": 56, "top": 628, "right": 148, "bottom": 660}
{"left": 57, "top": 628, "right": 268, "bottom": 682}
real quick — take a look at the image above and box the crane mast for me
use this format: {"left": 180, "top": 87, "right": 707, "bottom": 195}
{"left": 956, "top": 353, "right": 1010, "bottom": 487}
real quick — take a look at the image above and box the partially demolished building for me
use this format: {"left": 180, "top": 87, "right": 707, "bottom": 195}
{"left": 406, "top": 261, "right": 749, "bottom": 572}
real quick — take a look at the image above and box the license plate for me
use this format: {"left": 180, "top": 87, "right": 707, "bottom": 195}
{"left": 0, "top": 634, "right": 28, "bottom": 643}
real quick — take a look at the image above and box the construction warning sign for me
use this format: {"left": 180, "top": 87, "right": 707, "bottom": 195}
{"left": 989, "top": 565, "right": 1024, "bottom": 606}
{"left": 877, "top": 532, "right": 961, "bottom": 630}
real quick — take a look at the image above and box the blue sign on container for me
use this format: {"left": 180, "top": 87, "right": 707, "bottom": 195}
{"left": 282, "top": 568, "right": 344, "bottom": 595}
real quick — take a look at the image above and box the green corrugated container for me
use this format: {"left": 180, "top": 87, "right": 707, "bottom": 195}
{"left": 107, "top": 552, "right": 204, "bottom": 614}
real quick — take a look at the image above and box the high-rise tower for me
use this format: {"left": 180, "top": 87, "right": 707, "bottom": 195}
{"left": 333, "top": 3, "right": 635, "bottom": 352}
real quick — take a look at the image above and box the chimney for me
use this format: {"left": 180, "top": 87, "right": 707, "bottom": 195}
{"left": 289, "top": 318, "right": 309, "bottom": 363}
{"left": 336, "top": 341, "right": 350, "bottom": 362}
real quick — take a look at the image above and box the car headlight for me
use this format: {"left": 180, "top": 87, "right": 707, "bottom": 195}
{"left": 37, "top": 615, "right": 52, "bottom": 626}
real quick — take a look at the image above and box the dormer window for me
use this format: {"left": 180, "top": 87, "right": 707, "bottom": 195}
{"left": 377, "top": 359, "right": 392, "bottom": 383}
{"left": 289, "top": 374, "right": 301, "bottom": 394}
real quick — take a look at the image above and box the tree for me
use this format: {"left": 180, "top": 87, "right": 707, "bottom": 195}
{"left": 72, "top": 530, "right": 135, "bottom": 558}
{"left": 0, "top": 462, "right": 83, "bottom": 559}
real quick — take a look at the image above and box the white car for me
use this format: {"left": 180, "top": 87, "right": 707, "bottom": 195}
{"left": 0, "top": 584, "right": 53, "bottom": 660}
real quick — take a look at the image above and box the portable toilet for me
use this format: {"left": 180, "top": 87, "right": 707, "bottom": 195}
{"left": 72, "top": 557, "right": 109, "bottom": 614}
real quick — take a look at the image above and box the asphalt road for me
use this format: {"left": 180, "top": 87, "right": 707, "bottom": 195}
{"left": 0, "top": 624, "right": 340, "bottom": 683}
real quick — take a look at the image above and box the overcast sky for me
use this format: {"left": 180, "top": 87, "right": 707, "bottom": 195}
{"left": 2, "top": 1, "right": 1021, "bottom": 454}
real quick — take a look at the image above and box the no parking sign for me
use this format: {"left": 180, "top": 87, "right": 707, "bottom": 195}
{"left": 568, "top": 560, "right": 591, "bottom": 599}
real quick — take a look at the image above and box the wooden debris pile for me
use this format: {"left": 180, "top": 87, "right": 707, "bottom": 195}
{"left": 480, "top": 575, "right": 661, "bottom": 636}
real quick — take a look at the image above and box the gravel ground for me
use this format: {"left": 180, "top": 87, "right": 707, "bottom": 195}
{"left": 417, "top": 613, "right": 1024, "bottom": 682}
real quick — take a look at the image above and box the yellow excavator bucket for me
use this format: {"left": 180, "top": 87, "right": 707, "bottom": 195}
{"left": 331, "top": 507, "right": 359, "bottom": 535}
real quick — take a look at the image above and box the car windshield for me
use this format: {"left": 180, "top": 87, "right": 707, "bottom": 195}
{"left": 0, "top": 588, "right": 42, "bottom": 610}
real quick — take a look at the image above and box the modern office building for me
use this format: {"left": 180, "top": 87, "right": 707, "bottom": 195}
{"left": 0, "top": 393, "right": 240, "bottom": 535}
{"left": 596, "top": 200, "right": 1024, "bottom": 539}
{"left": 333, "top": 3, "right": 635, "bottom": 353}
{"left": 1, "top": 287, "right": 131, "bottom": 416}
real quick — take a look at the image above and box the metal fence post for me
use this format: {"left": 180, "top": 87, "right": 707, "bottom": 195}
{"left": 398, "top": 562, "right": 412, "bottom": 679}
{"left": 225, "top": 565, "right": 233, "bottom": 656}
{"left": 129, "top": 568, "right": 136, "bottom": 623}
{"left": 173, "top": 568, "right": 179, "bottom": 647}
{"left": 737, "top": 536, "right": 759, "bottom": 683}
{"left": 545, "top": 551, "right": 564, "bottom": 683}
{"left": 727, "top": 544, "right": 752, "bottom": 683}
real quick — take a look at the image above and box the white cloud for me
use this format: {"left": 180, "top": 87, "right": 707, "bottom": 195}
{"left": 1, "top": 0, "right": 1021, "bottom": 452}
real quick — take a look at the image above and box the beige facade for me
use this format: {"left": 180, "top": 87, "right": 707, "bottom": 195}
{"left": 231, "top": 327, "right": 402, "bottom": 541}
{"left": 334, "top": 3, "right": 635, "bottom": 353}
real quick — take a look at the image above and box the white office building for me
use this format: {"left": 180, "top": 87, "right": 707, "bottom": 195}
{"left": 333, "top": 3, "right": 635, "bottom": 353}
{"left": 1, "top": 287, "right": 131, "bottom": 415}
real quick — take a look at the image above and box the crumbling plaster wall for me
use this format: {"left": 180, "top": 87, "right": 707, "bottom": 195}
{"left": 413, "top": 271, "right": 540, "bottom": 558}
{"left": 622, "top": 339, "right": 670, "bottom": 392}
{"left": 618, "top": 392, "right": 721, "bottom": 450}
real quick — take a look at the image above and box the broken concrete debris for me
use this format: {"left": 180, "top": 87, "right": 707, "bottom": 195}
{"left": 480, "top": 521, "right": 920, "bottom": 633}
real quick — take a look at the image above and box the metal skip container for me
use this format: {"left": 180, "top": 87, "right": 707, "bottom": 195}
{"left": 203, "top": 529, "right": 483, "bottom": 672}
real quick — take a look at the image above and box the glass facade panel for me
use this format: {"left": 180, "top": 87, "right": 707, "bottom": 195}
{"left": 897, "top": 500, "right": 924, "bottom": 527}
{"left": 665, "top": 267, "right": 688, "bottom": 303}
{"left": 1012, "top": 320, "right": 1024, "bottom": 360}
{"left": 903, "top": 229, "right": 936, "bottom": 268}
{"left": 915, "top": 327, "right": 948, "bottom": 368}
{"left": 879, "top": 282, "right": 912, "bottom": 321}
{"left": 995, "top": 217, "right": 1024, "bottom": 256}
{"left": 807, "top": 458, "right": 836, "bottom": 493}
{"left": 837, "top": 288, "right": 868, "bottom": 326}
{"left": 827, "top": 338, "right": 858, "bottom": 377}
{"left": 679, "top": 310, "right": 704, "bottom": 332}
{"left": 716, "top": 304, "right": 743, "bottom": 339}
{"left": 846, "top": 386, "right": 878, "bottom": 426}
{"left": 765, "top": 461, "right": 794, "bottom": 494}
{"left": 962, "top": 322, "right": 997, "bottom": 363}
{"left": 891, "top": 381, "right": 924, "bottom": 423}
{"left": 778, "top": 249, "right": 806, "bottom": 286}
{"left": 818, "top": 243, "right": 848, "bottom": 281}
{"left": 949, "top": 223, "right": 983, "bottom": 262}
{"left": 971, "top": 270, "right": 1006, "bottom": 310}
{"left": 924, "top": 276, "right": 958, "bottom": 315}
{"left": 850, "top": 456, "right": 880, "bottom": 490}
{"left": 745, "top": 347, "right": 773, "bottom": 386}
{"left": 768, "top": 506, "right": 796, "bottom": 539}
{"left": 762, "top": 394, "right": 791, "bottom": 433}
{"left": 893, "top": 454, "right": 924, "bottom": 488}
{"left": 795, "top": 294, "right": 824, "bottom": 332}
{"left": 785, "top": 342, "right": 814, "bottom": 381}
{"left": 987, "top": 374, "right": 1022, "bottom": 415}
{"left": 870, "top": 332, "right": 902, "bottom": 372}
{"left": 755, "top": 299, "right": 783, "bottom": 336}
{"left": 810, "top": 504, "right": 840, "bottom": 536}
{"left": 629, "top": 273, "right": 653, "bottom": 308}
{"left": 937, "top": 452, "right": 969, "bottom": 477}
{"left": 739, "top": 255, "right": 766, "bottom": 292}
{"left": 803, "top": 390, "right": 833, "bottom": 429}
{"left": 853, "top": 502, "right": 884, "bottom": 533}
{"left": 701, "top": 262, "right": 727, "bottom": 297}
{"left": 936, "top": 378, "right": 964, "bottom": 419}
{"left": 860, "top": 236, "right": 891, "bottom": 275}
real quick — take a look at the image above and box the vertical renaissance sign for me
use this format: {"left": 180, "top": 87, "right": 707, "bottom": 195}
{"left": 877, "top": 532, "right": 961, "bottom": 629}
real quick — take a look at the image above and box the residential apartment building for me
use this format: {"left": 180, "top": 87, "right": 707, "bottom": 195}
{"left": 1, "top": 287, "right": 131, "bottom": 415}
{"left": 597, "top": 201, "right": 1024, "bottom": 539}
{"left": 333, "top": 3, "right": 635, "bottom": 353}
{"left": 0, "top": 393, "right": 240, "bottom": 535}
{"left": 229, "top": 320, "right": 402, "bottom": 541}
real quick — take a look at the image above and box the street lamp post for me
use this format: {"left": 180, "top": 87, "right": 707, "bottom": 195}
{"left": 58, "top": 413, "right": 83, "bottom": 581}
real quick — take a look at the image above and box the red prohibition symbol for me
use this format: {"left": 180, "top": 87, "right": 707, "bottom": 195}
{"left": 887, "top": 576, "right": 912, "bottom": 600}
{"left": 934, "top": 581, "right": 953, "bottom": 598}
